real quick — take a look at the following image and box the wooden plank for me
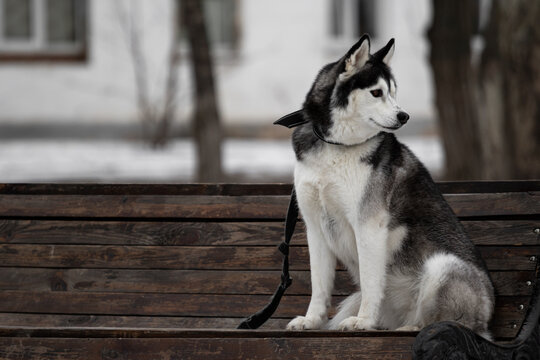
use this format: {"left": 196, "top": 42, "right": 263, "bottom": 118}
{"left": 462, "top": 220, "right": 540, "bottom": 246}
{"left": 0, "top": 328, "right": 421, "bottom": 339}
{"left": 1, "top": 181, "right": 539, "bottom": 196}
{"left": 0, "top": 336, "right": 416, "bottom": 360}
{"left": 0, "top": 184, "right": 294, "bottom": 196}
{"left": 491, "top": 296, "right": 531, "bottom": 339}
{"left": 0, "top": 244, "right": 310, "bottom": 270}
{"left": 0, "top": 268, "right": 353, "bottom": 295}
{"left": 0, "top": 291, "right": 313, "bottom": 317}
{"left": 480, "top": 247, "right": 540, "bottom": 271}
{"left": 0, "top": 244, "right": 537, "bottom": 271}
{"left": 0, "top": 291, "right": 528, "bottom": 320}
{"left": 1, "top": 220, "right": 538, "bottom": 246}
{"left": 489, "top": 271, "right": 536, "bottom": 296}
{"left": 436, "top": 180, "right": 540, "bottom": 194}
{"left": 0, "top": 220, "right": 304, "bottom": 246}
{"left": 0, "top": 195, "right": 290, "bottom": 219}
{"left": 0, "top": 193, "right": 538, "bottom": 219}
{"left": 445, "top": 192, "right": 540, "bottom": 217}
{"left": 0, "top": 268, "right": 534, "bottom": 297}
{"left": 0, "top": 313, "right": 288, "bottom": 330}
{"left": 0, "top": 312, "right": 520, "bottom": 339}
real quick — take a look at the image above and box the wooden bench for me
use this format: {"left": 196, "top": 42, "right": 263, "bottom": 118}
{"left": 0, "top": 182, "right": 539, "bottom": 359}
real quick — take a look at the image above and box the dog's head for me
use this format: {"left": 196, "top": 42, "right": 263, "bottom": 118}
{"left": 278, "top": 35, "right": 409, "bottom": 146}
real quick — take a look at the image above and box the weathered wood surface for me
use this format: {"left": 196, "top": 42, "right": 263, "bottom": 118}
{"left": 0, "top": 312, "right": 524, "bottom": 339}
{"left": 0, "top": 333, "right": 417, "bottom": 360}
{"left": 0, "top": 328, "right": 420, "bottom": 339}
{"left": 0, "top": 244, "right": 537, "bottom": 270}
{"left": 1, "top": 220, "right": 539, "bottom": 246}
{"left": 0, "top": 184, "right": 295, "bottom": 196}
{"left": 0, "top": 182, "right": 538, "bottom": 358}
{"left": 0, "top": 291, "right": 528, "bottom": 330}
{"left": 0, "top": 268, "right": 534, "bottom": 296}
{"left": 0, "top": 220, "right": 302, "bottom": 246}
{"left": 0, "top": 192, "right": 538, "bottom": 219}
{"left": 0, "top": 181, "right": 539, "bottom": 195}
{"left": 0, "top": 314, "right": 289, "bottom": 330}
{"left": 0, "top": 291, "right": 528, "bottom": 319}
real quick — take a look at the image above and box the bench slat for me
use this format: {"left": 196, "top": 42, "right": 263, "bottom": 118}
{"left": 1, "top": 220, "right": 539, "bottom": 246}
{"left": 0, "top": 291, "right": 528, "bottom": 320}
{"left": 0, "top": 268, "right": 534, "bottom": 297}
{"left": 0, "top": 313, "right": 288, "bottom": 331}
{"left": 1, "top": 244, "right": 537, "bottom": 271}
{"left": 0, "top": 192, "right": 538, "bottom": 219}
{"left": 0, "top": 220, "right": 295, "bottom": 246}
{"left": 0, "top": 336, "right": 417, "bottom": 360}
{"left": 0, "top": 183, "right": 296, "bottom": 196}
{"left": 444, "top": 192, "right": 540, "bottom": 217}
{"left": 0, "top": 195, "right": 291, "bottom": 219}
{"left": 0, "top": 312, "right": 521, "bottom": 339}
{"left": 1, "top": 181, "right": 539, "bottom": 195}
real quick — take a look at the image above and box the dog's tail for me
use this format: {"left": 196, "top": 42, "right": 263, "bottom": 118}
{"left": 325, "top": 291, "right": 362, "bottom": 330}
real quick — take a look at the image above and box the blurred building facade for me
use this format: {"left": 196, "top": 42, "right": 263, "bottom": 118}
{"left": 0, "top": 0, "right": 433, "bottom": 137}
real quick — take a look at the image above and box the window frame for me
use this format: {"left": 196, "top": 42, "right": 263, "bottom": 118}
{"left": 327, "top": 0, "right": 378, "bottom": 54}
{"left": 0, "top": 0, "right": 88, "bottom": 62}
{"left": 176, "top": 0, "right": 241, "bottom": 62}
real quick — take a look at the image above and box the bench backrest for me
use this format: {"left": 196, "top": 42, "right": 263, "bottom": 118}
{"left": 0, "top": 182, "right": 538, "bottom": 340}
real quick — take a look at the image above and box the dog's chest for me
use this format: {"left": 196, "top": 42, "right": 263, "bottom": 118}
{"left": 294, "top": 145, "right": 374, "bottom": 224}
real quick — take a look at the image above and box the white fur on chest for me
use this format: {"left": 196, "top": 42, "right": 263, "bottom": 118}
{"left": 294, "top": 141, "right": 381, "bottom": 274}
{"left": 294, "top": 143, "right": 374, "bottom": 224}
{"left": 294, "top": 139, "right": 406, "bottom": 283}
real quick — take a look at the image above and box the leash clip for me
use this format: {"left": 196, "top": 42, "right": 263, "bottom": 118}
{"left": 278, "top": 241, "right": 289, "bottom": 255}
{"left": 281, "top": 274, "right": 292, "bottom": 289}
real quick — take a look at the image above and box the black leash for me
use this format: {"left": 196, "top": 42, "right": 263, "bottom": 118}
{"left": 238, "top": 110, "right": 345, "bottom": 330}
{"left": 238, "top": 110, "right": 345, "bottom": 329}
{"left": 237, "top": 188, "right": 299, "bottom": 329}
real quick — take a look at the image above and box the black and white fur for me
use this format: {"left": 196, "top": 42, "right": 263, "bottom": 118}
{"left": 285, "top": 35, "right": 494, "bottom": 337}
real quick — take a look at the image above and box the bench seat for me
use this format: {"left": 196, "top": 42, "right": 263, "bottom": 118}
{"left": 0, "top": 182, "right": 539, "bottom": 359}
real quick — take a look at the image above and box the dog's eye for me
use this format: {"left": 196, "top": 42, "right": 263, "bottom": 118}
{"left": 370, "top": 89, "right": 383, "bottom": 98}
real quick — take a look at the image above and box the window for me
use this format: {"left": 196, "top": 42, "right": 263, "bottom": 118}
{"left": 177, "top": 0, "right": 239, "bottom": 57}
{"left": 330, "top": 0, "right": 377, "bottom": 40}
{"left": 0, "top": 0, "right": 87, "bottom": 61}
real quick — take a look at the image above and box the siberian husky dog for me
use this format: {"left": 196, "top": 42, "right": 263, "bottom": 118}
{"left": 283, "top": 35, "right": 494, "bottom": 337}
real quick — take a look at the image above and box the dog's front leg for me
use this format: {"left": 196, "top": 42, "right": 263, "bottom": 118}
{"left": 338, "top": 218, "right": 388, "bottom": 330}
{"left": 287, "top": 223, "right": 336, "bottom": 330}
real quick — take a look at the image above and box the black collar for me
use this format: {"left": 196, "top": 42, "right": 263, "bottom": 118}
{"left": 312, "top": 125, "right": 348, "bottom": 146}
{"left": 274, "top": 109, "right": 379, "bottom": 147}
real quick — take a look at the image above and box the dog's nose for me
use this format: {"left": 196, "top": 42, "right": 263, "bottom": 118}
{"left": 397, "top": 111, "right": 409, "bottom": 125}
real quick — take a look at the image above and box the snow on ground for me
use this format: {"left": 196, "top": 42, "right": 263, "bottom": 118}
{"left": 0, "top": 136, "right": 443, "bottom": 183}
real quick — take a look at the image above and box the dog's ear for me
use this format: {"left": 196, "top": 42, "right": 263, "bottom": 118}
{"left": 373, "top": 38, "right": 395, "bottom": 65}
{"left": 273, "top": 110, "right": 308, "bottom": 128}
{"left": 344, "top": 34, "right": 371, "bottom": 73}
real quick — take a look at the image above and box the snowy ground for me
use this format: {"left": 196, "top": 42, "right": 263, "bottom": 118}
{"left": 0, "top": 136, "right": 443, "bottom": 183}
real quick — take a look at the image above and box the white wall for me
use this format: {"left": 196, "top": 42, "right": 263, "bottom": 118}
{"left": 0, "top": 0, "right": 433, "bottom": 127}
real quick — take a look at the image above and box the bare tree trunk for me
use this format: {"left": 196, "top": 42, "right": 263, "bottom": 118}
{"left": 116, "top": 1, "right": 179, "bottom": 149}
{"left": 480, "top": 0, "right": 540, "bottom": 179}
{"left": 429, "top": 0, "right": 540, "bottom": 180}
{"left": 428, "top": 0, "right": 482, "bottom": 180}
{"left": 153, "top": 17, "right": 181, "bottom": 149}
{"left": 477, "top": 0, "right": 510, "bottom": 179}
{"left": 181, "top": 0, "right": 223, "bottom": 182}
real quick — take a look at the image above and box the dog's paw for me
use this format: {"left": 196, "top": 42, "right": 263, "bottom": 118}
{"left": 286, "top": 316, "right": 324, "bottom": 330}
{"left": 337, "top": 316, "right": 376, "bottom": 331}
{"left": 395, "top": 325, "right": 420, "bottom": 331}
